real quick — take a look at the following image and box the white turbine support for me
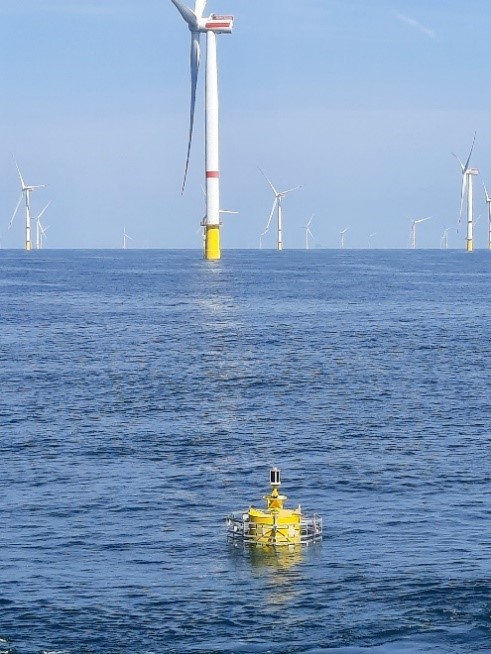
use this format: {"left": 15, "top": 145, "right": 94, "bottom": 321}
{"left": 277, "top": 197, "right": 283, "bottom": 251}
{"left": 205, "top": 29, "right": 220, "bottom": 229}
{"left": 465, "top": 169, "right": 479, "bottom": 252}
{"left": 368, "top": 232, "right": 376, "bottom": 249}
{"left": 26, "top": 190, "right": 32, "bottom": 251}
{"left": 467, "top": 171, "right": 473, "bottom": 250}
{"left": 305, "top": 214, "right": 314, "bottom": 250}
{"left": 440, "top": 227, "right": 449, "bottom": 249}
{"left": 38, "top": 221, "right": 48, "bottom": 249}
{"left": 410, "top": 217, "right": 430, "bottom": 249}
{"left": 123, "top": 226, "right": 133, "bottom": 249}
{"left": 483, "top": 181, "right": 491, "bottom": 250}
{"left": 454, "top": 133, "right": 478, "bottom": 252}
{"left": 35, "top": 202, "right": 51, "bottom": 250}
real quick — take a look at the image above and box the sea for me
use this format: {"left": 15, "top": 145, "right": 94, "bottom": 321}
{"left": 1, "top": 249, "right": 491, "bottom": 654}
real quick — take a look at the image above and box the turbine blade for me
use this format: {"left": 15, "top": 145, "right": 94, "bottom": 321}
{"left": 8, "top": 194, "right": 23, "bottom": 229}
{"left": 15, "top": 161, "right": 26, "bottom": 189}
{"left": 463, "top": 131, "right": 476, "bottom": 172}
{"left": 281, "top": 185, "right": 301, "bottom": 195}
{"left": 170, "top": 0, "right": 198, "bottom": 28}
{"left": 306, "top": 214, "right": 314, "bottom": 228}
{"left": 262, "top": 198, "right": 277, "bottom": 234}
{"left": 219, "top": 209, "right": 239, "bottom": 214}
{"left": 483, "top": 180, "right": 491, "bottom": 203}
{"left": 459, "top": 174, "right": 467, "bottom": 221}
{"left": 181, "top": 32, "right": 201, "bottom": 194}
{"left": 258, "top": 168, "right": 279, "bottom": 196}
{"left": 194, "top": 0, "right": 206, "bottom": 18}
{"left": 452, "top": 152, "right": 465, "bottom": 173}
{"left": 36, "top": 201, "right": 51, "bottom": 221}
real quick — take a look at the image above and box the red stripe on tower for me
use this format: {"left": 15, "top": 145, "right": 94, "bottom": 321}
{"left": 206, "top": 171, "right": 220, "bottom": 178}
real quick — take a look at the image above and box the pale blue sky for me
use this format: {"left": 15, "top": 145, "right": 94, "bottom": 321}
{"left": 1, "top": 0, "right": 490, "bottom": 249}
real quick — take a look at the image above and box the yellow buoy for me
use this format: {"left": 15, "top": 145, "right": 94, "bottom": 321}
{"left": 226, "top": 467, "right": 322, "bottom": 547}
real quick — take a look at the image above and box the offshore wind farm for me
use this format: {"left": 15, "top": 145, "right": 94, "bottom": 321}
{"left": 2, "top": 1, "right": 491, "bottom": 250}
{"left": 3, "top": 4, "right": 491, "bottom": 654}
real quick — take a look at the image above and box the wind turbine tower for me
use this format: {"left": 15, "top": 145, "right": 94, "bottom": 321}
{"left": 410, "top": 217, "right": 430, "bottom": 249}
{"left": 123, "top": 227, "right": 133, "bottom": 249}
{"left": 368, "top": 232, "right": 376, "bottom": 249}
{"left": 304, "top": 214, "right": 314, "bottom": 250}
{"left": 170, "top": 0, "right": 234, "bottom": 261}
{"left": 340, "top": 227, "right": 349, "bottom": 249}
{"left": 440, "top": 227, "right": 450, "bottom": 250}
{"left": 260, "top": 169, "right": 300, "bottom": 251}
{"left": 9, "top": 163, "right": 45, "bottom": 251}
{"left": 35, "top": 202, "right": 51, "bottom": 249}
{"left": 454, "top": 134, "right": 479, "bottom": 252}
{"left": 483, "top": 181, "right": 491, "bottom": 250}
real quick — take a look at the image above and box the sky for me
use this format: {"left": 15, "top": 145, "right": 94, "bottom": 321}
{"left": 1, "top": 0, "right": 491, "bottom": 250}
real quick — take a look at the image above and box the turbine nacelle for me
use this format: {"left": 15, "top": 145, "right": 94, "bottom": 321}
{"left": 172, "top": 0, "right": 233, "bottom": 34}
{"left": 187, "top": 14, "right": 233, "bottom": 33}
{"left": 201, "top": 14, "right": 234, "bottom": 33}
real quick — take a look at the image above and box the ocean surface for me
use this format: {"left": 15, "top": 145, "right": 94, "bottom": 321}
{"left": 1, "top": 249, "right": 491, "bottom": 654}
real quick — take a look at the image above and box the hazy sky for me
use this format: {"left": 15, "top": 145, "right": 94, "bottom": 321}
{"left": 1, "top": 0, "right": 490, "bottom": 249}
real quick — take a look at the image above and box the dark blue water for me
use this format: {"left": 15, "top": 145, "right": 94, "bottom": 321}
{"left": 1, "top": 249, "right": 491, "bottom": 654}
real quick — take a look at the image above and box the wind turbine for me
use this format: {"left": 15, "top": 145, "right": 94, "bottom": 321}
{"left": 440, "top": 227, "right": 450, "bottom": 250}
{"left": 170, "top": 0, "right": 234, "bottom": 261}
{"left": 483, "top": 181, "right": 491, "bottom": 250}
{"left": 260, "top": 169, "right": 301, "bottom": 251}
{"left": 8, "top": 162, "right": 45, "bottom": 251}
{"left": 410, "top": 217, "right": 430, "bottom": 249}
{"left": 453, "top": 133, "right": 479, "bottom": 252}
{"left": 304, "top": 214, "right": 314, "bottom": 250}
{"left": 34, "top": 202, "right": 51, "bottom": 250}
{"left": 339, "top": 227, "right": 349, "bottom": 249}
{"left": 123, "top": 226, "right": 133, "bottom": 249}
{"left": 37, "top": 222, "right": 49, "bottom": 250}
{"left": 368, "top": 232, "right": 376, "bottom": 249}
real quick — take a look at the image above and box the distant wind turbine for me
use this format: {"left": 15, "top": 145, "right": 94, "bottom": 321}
{"left": 34, "top": 202, "right": 51, "bottom": 250}
{"left": 38, "top": 222, "right": 49, "bottom": 250}
{"left": 453, "top": 133, "right": 478, "bottom": 252}
{"left": 339, "top": 227, "right": 349, "bottom": 249}
{"left": 410, "top": 217, "right": 430, "bottom": 249}
{"left": 440, "top": 227, "right": 450, "bottom": 250}
{"left": 259, "top": 168, "right": 301, "bottom": 251}
{"left": 304, "top": 214, "right": 314, "bottom": 250}
{"left": 123, "top": 227, "right": 133, "bottom": 249}
{"left": 483, "top": 181, "right": 491, "bottom": 250}
{"left": 368, "top": 232, "right": 376, "bottom": 249}
{"left": 8, "top": 161, "right": 45, "bottom": 251}
{"left": 170, "top": 0, "right": 234, "bottom": 261}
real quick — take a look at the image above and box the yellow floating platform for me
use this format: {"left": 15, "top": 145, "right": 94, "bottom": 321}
{"left": 226, "top": 467, "right": 322, "bottom": 546}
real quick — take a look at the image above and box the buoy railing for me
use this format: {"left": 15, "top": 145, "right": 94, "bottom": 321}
{"left": 226, "top": 513, "right": 323, "bottom": 545}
